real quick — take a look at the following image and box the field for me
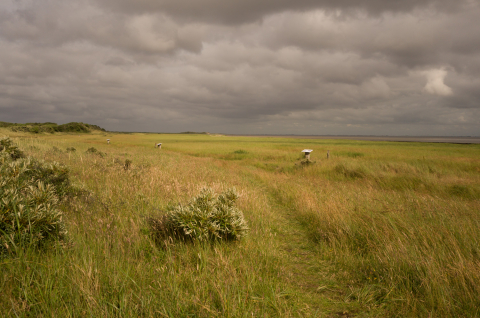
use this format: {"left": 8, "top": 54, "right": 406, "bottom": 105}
{"left": 1, "top": 129, "right": 480, "bottom": 317}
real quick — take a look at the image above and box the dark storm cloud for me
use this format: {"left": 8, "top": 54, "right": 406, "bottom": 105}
{"left": 95, "top": 0, "right": 471, "bottom": 24}
{"left": 1, "top": 0, "right": 479, "bottom": 135}
{"left": 0, "top": 1, "right": 204, "bottom": 55}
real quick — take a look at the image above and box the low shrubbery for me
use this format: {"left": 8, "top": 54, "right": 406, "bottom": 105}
{"left": 4, "top": 121, "right": 105, "bottom": 133}
{"left": 0, "top": 137, "right": 25, "bottom": 160}
{"left": 0, "top": 176, "right": 68, "bottom": 257}
{"left": 0, "top": 138, "right": 73, "bottom": 257}
{"left": 149, "top": 188, "right": 249, "bottom": 243}
{"left": 86, "top": 147, "right": 105, "bottom": 157}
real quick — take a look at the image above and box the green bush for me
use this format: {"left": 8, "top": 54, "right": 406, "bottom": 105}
{"left": 5, "top": 121, "right": 106, "bottom": 134}
{"left": 0, "top": 122, "right": 14, "bottom": 128}
{"left": 149, "top": 188, "right": 249, "bottom": 243}
{"left": 0, "top": 159, "right": 68, "bottom": 257}
{"left": 57, "top": 122, "right": 90, "bottom": 133}
{"left": 1, "top": 154, "right": 72, "bottom": 197}
{"left": 1, "top": 138, "right": 76, "bottom": 198}
{"left": 25, "top": 159, "right": 72, "bottom": 197}
{"left": 124, "top": 159, "right": 132, "bottom": 170}
{"left": 86, "top": 147, "right": 105, "bottom": 157}
{"left": 0, "top": 137, "right": 25, "bottom": 160}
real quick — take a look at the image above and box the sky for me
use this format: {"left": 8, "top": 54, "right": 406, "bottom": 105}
{"left": 1, "top": 0, "right": 479, "bottom": 135}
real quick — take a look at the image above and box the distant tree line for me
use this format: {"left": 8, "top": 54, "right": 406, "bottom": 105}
{"left": 0, "top": 121, "right": 106, "bottom": 133}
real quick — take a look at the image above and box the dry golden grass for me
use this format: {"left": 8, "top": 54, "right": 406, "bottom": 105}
{"left": 1, "top": 129, "right": 479, "bottom": 317}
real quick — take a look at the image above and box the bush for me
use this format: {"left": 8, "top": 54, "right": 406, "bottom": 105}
{"left": 1, "top": 138, "right": 76, "bottom": 198}
{"left": 124, "top": 159, "right": 132, "bottom": 170}
{"left": 24, "top": 159, "right": 72, "bottom": 197}
{"left": 86, "top": 147, "right": 105, "bottom": 157}
{"left": 0, "top": 137, "right": 25, "bottom": 160}
{"left": 57, "top": 122, "right": 90, "bottom": 133}
{"left": 5, "top": 121, "right": 106, "bottom": 134}
{"left": 0, "top": 159, "right": 68, "bottom": 257}
{"left": 66, "top": 147, "right": 76, "bottom": 153}
{"left": 149, "top": 188, "right": 249, "bottom": 243}
{"left": 1, "top": 153, "right": 72, "bottom": 197}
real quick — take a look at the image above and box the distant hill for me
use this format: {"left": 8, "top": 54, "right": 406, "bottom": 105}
{"left": 0, "top": 121, "right": 106, "bottom": 133}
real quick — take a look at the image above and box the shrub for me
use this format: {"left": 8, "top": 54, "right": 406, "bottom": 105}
{"left": 1, "top": 139, "right": 76, "bottom": 198}
{"left": 0, "top": 137, "right": 25, "bottom": 160}
{"left": 86, "top": 147, "right": 105, "bottom": 157}
{"left": 1, "top": 155, "right": 72, "bottom": 198}
{"left": 4, "top": 121, "right": 105, "bottom": 134}
{"left": 124, "top": 159, "right": 132, "bottom": 170}
{"left": 24, "top": 159, "right": 72, "bottom": 197}
{"left": 0, "top": 159, "right": 68, "bottom": 257}
{"left": 66, "top": 147, "right": 76, "bottom": 153}
{"left": 149, "top": 188, "right": 249, "bottom": 243}
{"left": 0, "top": 122, "right": 14, "bottom": 128}
{"left": 57, "top": 122, "right": 90, "bottom": 133}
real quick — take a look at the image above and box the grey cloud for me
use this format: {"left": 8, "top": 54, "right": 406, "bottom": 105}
{"left": 1, "top": 0, "right": 480, "bottom": 135}
{"left": 0, "top": 2, "right": 204, "bottom": 55}
{"left": 261, "top": 7, "right": 480, "bottom": 70}
{"left": 94, "top": 0, "right": 472, "bottom": 24}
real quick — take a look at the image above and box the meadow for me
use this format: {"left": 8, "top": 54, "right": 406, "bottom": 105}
{"left": 1, "top": 129, "right": 479, "bottom": 317}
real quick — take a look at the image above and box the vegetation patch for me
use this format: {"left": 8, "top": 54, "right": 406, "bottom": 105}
{"left": 0, "top": 137, "right": 25, "bottom": 160}
{"left": 299, "top": 158, "right": 315, "bottom": 166}
{"left": 124, "top": 159, "right": 132, "bottom": 170}
{"left": 338, "top": 151, "right": 365, "bottom": 158}
{"left": 0, "top": 133, "right": 478, "bottom": 317}
{"left": 85, "top": 147, "right": 105, "bottom": 157}
{"left": 334, "top": 163, "right": 367, "bottom": 179}
{"left": 233, "top": 150, "right": 248, "bottom": 154}
{"left": 148, "top": 188, "right": 249, "bottom": 243}
{"left": 0, "top": 138, "right": 71, "bottom": 257}
{"left": 1, "top": 121, "right": 105, "bottom": 134}
{"left": 448, "top": 184, "right": 479, "bottom": 200}
{"left": 221, "top": 149, "right": 250, "bottom": 160}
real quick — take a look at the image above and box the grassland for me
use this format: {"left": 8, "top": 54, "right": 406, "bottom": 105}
{"left": 1, "top": 129, "right": 479, "bottom": 317}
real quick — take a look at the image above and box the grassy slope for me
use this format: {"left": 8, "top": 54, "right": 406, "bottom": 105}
{"left": 1, "top": 129, "right": 479, "bottom": 317}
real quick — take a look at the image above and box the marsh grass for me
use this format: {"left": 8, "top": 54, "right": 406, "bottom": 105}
{"left": 1, "top": 130, "right": 479, "bottom": 317}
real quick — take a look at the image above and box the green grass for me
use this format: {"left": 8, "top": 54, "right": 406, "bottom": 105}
{"left": 1, "top": 129, "right": 479, "bottom": 317}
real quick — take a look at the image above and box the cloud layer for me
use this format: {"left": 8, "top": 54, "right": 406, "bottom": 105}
{"left": 1, "top": 0, "right": 479, "bottom": 135}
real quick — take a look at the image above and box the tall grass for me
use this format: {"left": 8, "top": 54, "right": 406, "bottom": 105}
{"left": 1, "top": 129, "right": 479, "bottom": 316}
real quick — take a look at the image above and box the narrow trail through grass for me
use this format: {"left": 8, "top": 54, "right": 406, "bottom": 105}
{"left": 239, "top": 168, "right": 377, "bottom": 317}
{"left": 2, "top": 131, "right": 479, "bottom": 317}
